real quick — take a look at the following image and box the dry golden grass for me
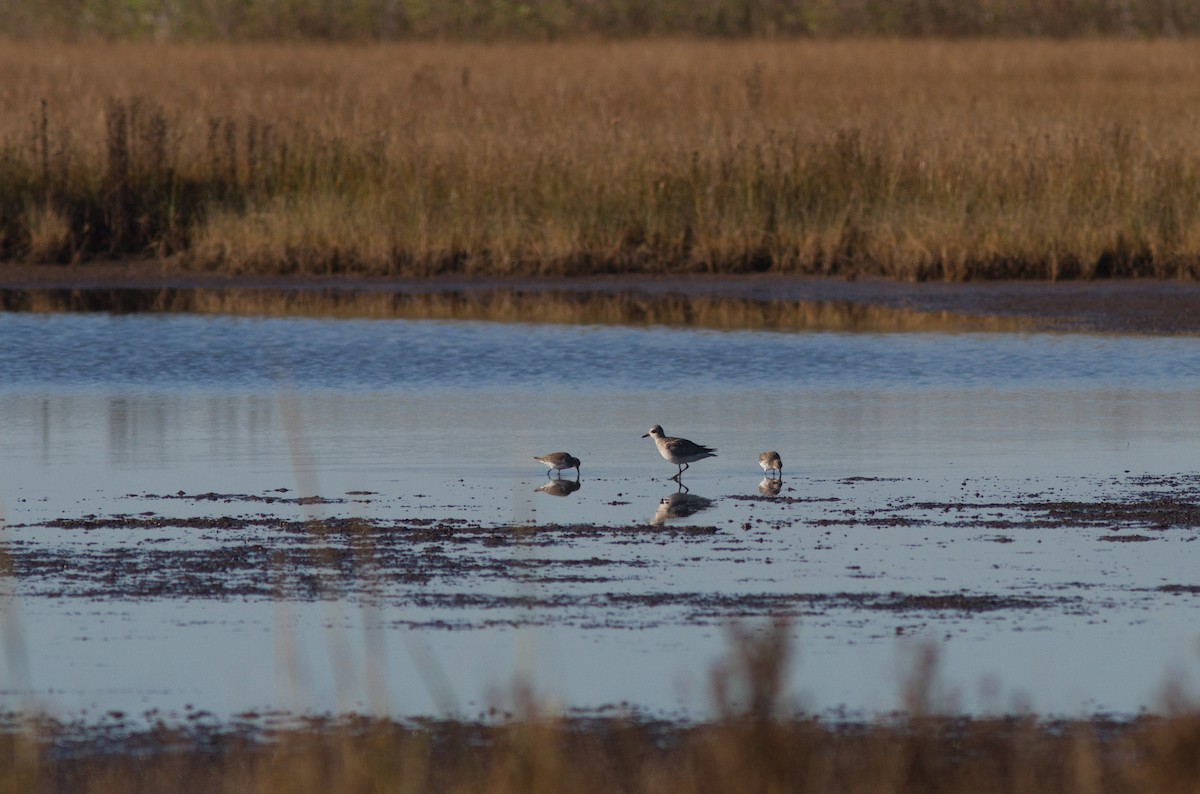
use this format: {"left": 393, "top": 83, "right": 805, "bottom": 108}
{"left": 4, "top": 39, "right": 1200, "bottom": 279}
{"left": 21, "top": 203, "right": 72, "bottom": 263}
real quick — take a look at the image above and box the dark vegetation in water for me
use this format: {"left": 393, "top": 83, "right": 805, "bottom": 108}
{"left": 5, "top": 271, "right": 1200, "bottom": 334}
{"left": 0, "top": 284, "right": 1029, "bottom": 332}
{"left": 9, "top": 473, "right": 1198, "bottom": 622}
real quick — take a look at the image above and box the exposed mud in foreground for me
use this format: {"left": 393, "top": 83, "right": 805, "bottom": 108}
{"left": 8, "top": 475, "right": 1200, "bottom": 629}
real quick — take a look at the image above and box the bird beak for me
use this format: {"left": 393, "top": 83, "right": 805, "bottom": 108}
{"left": 641, "top": 433, "right": 650, "bottom": 438}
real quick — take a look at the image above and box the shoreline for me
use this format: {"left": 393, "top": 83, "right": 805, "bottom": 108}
{"left": 2, "top": 263, "right": 1200, "bottom": 334}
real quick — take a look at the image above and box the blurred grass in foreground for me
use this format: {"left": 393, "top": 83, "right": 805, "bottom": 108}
{"left": 3, "top": 626, "right": 1200, "bottom": 793}
{"left": 4, "top": 40, "right": 1200, "bottom": 280}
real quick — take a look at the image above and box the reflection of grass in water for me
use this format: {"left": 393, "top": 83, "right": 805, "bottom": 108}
{"left": 4, "top": 625, "right": 1200, "bottom": 792}
{"left": 4, "top": 40, "right": 1200, "bottom": 280}
{"left": 0, "top": 288, "right": 1030, "bottom": 333}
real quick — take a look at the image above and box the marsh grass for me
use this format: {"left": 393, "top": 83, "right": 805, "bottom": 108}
{"left": 5, "top": 629, "right": 1200, "bottom": 794}
{"left": 4, "top": 40, "right": 1200, "bottom": 280}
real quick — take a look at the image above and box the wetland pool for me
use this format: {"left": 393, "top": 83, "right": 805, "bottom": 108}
{"left": 2, "top": 311, "right": 1200, "bottom": 724}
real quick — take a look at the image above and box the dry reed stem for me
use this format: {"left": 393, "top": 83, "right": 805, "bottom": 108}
{"left": 3, "top": 40, "right": 1200, "bottom": 279}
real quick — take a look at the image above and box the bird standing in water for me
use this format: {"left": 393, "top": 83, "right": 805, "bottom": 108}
{"left": 759, "top": 451, "right": 783, "bottom": 478}
{"left": 642, "top": 425, "right": 717, "bottom": 479}
{"left": 534, "top": 452, "right": 581, "bottom": 477}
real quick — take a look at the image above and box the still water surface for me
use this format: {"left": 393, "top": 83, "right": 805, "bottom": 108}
{"left": 1, "top": 313, "right": 1199, "bottom": 722}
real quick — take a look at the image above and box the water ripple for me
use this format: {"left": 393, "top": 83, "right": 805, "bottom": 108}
{"left": 0, "top": 314, "right": 1196, "bottom": 393}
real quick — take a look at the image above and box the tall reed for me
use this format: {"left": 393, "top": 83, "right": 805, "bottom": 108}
{"left": 4, "top": 40, "right": 1200, "bottom": 280}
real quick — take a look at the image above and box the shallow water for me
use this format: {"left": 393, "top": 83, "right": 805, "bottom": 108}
{"left": 2, "top": 313, "right": 1200, "bottom": 723}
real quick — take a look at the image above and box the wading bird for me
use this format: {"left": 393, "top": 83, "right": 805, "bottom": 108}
{"left": 642, "top": 425, "right": 717, "bottom": 480}
{"left": 534, "top": 452, "right": 581, "bottom": 477}
{"left": 759, "top": 451, "right": 783, "bottom": 478}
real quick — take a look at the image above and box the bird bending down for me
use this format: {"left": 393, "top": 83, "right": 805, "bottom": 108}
{"left": 534, "top": 452, "right": 581, "bottom": 477}
{"left": 642, "top": 425, "right": 717, "bottom": 479}
{"left": 759, "top": 451, "right": 783, "bottom": 478}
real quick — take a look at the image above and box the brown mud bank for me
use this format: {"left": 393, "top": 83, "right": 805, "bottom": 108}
{"left": 3, "top": 264, "right": 1200, "bottom": 333}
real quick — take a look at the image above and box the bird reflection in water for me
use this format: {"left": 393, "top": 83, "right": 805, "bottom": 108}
{"left": 757, "top": 477, "right": 782, "bottom": 496}
{"left": 651, "top": 483, "right": 714, "bottom": 525}
{"left": 535, "top": 477, "right": 582, "bottom": 497}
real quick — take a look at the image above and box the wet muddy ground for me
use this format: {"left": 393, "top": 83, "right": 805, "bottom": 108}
{"left": 8, "top": 473, "right": 1200, "bottom": 630}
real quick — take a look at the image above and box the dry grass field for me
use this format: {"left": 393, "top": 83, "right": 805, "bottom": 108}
{"left": 3, "top": 38, "right": 1200, "bottom": 279}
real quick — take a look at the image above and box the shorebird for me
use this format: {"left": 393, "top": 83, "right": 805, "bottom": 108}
{"left": 534, "top": 452, "right": 581, "bottom": 477}
{"left": 642, "top": 425, "right": 717, "bottom": 479}
{"left": 759, "top": 451, "right": 783, "bottom": 478}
